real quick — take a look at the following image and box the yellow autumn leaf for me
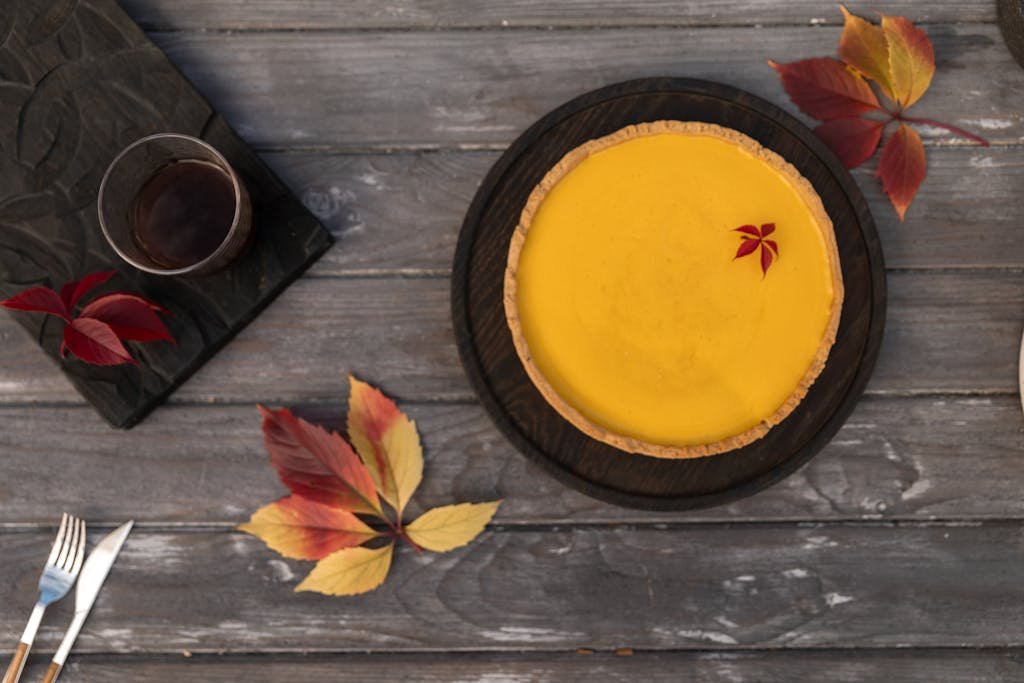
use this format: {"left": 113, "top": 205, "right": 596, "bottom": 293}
{"left": 347, "top": 376, "right": 423, "bottom": 516}
{"left": 405, "top": 501, "right": 502, "bottom": 553}
{"left": 238, "top": 495, "right": 379, "bottom": 561}
{"left": 838, "top": 5, "right": 896, "bottom": 102}
{"left": 296, "top": 543, "right": 394, "bottom": 596}
{"left": 882, "top": 14, "right": 935, "bottom": 109}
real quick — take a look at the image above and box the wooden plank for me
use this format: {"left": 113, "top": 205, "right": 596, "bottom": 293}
{"left": 144, "top": 24, "right": 1021, "bottom": 148}
{"left": 1, "top": 526, "right": 1022, "bottom": 652}
{"left": 121, "top": 1, "right": 996, "bottom": 30}
{"left": 261, "top": 146, "right": 1024, "bottom": 275}
{"left": 0, "top": 270, "right": 1020, "bottom": 404}
{"left": 19, "top": 650, "right": 1024, "bottom": 683}
{"left": 0, "top": 395, "right": 1021, "bottom": 525}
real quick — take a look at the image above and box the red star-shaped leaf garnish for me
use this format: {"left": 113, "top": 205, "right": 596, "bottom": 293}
{"left": 734, "top": 223, "right": 779, "bottom": 277}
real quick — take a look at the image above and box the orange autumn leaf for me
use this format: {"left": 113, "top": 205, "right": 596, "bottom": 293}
{"left": 239, "top": 495, "right": 379, "bottom": 561}
{"left": 347, "top": 376, "right": 423, "bottom": 516}
{"left": 877, "top": 123, "right": 926, "bottom": 221}
{"left": 881, "top": 14, "right": 935, "bottom": 109}
{"left": 405, "top": 501, "right": 502, "bottom": 553}
{"left": 259, "top": 405, "right": 383, "bottom": 516}
{"left": 296, "top": 543, "right": 395, "bottom": 596}
{"left": 838, "top": 5, "right": 896, "bottom": 103}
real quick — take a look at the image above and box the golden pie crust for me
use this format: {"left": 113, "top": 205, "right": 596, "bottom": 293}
{"left": 504, "top": 120, "right": 844, "bottom": 459}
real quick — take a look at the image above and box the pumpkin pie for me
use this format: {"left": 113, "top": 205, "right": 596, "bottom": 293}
{"left": 504, "top": 121, "right": 843, "bottom": 458}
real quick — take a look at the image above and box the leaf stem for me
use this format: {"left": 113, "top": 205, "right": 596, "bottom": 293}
{"left": 384, "top": 518, "right": 423, "bottom": 553}
{"left": 895, "top": 114, "right": 989, "bottom": 146}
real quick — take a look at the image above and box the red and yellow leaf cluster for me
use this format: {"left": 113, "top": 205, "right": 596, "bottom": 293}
{"left": 0, "top": 270, "right": 173, "bottom": 365}
{"left": 769, "top": 5, "right": 986, "bottom": 220}
{"left": 240, "top": 376, "right": 502, "bottom": 597}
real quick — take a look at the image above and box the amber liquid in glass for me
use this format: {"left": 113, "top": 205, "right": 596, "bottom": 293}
{"left": 132, "top": 160, "right": 236, "bottom": 269}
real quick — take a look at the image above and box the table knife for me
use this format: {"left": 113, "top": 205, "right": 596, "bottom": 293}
{"left": 42, "top": 521, "right": 133, "bottom": 683}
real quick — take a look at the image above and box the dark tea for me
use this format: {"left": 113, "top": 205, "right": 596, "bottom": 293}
{"left": 132, "top": 160, "right": 236, "bottom": 269}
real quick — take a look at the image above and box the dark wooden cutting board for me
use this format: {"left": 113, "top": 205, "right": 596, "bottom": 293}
{"left": 452, "top": 78, "right": 886, "bottom": 510}
{"left": 0, "top": 0, "right": 333, "bottom": 427}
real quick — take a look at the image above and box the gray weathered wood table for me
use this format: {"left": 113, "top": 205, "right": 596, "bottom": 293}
{"left": 3, "top": 1, "right": 1023, "bottom": 680}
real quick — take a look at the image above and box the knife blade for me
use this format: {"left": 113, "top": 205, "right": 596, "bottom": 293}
{"left": 42, "top": 521, "right": 133, "bottom": 683}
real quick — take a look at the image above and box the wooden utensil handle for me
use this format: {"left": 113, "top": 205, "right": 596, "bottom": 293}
{"left": 41, "top": 662, "right": 60, "bottom": 683}
{"left": 2, "top": 642, "right": 29, "bottom": 683}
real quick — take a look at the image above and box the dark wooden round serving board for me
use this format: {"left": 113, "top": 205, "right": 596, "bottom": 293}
{"left": 451, "top": 78, "right": 886, "bottom": 511}
{"left": 998, "top": 0, "right": 1024, "bottom": 70}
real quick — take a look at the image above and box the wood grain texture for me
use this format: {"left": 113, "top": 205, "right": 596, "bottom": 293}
{"left": 121, "top": 1, "right": 996, "bottom": 30}
{"left": 0, "top": 270, "right": 1021, "bottom": 404}
{"left": 17, "top": 650, "right": 1024, "bottom": 683}
{"left": 1, "top": 526, "right": 1022, "bottom": 652}
{"left": 259, "top": 145, "right": 1024, "bottom": 275}
{"left": 144, "top": 24, "right": 1021, "bottom": 149}
{"left": 0, "top": 395, "right": 1021, "bottom": 525}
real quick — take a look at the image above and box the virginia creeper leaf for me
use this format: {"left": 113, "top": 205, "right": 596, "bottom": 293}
{"left": 734, "top": 237, "right": 760, "bottom": 259}
{"left": 296, "top": 542, "right": 394, "bottom": 596}
{"left": 768, "top": 57, "right": 880, "bottom": 120}
{"left": 239, "top": 495, "right": 378, "bottom": 561}
{"left": 1, "top": 285, "right": 69, "bottom": 320}
{"left": 838, "top": 5, "right": 896, "bottom": 102}
{"left": 877, "top": 123, "right": 926, "bottom": 221}
{"left": 882, "top": 14, "right": 934, "bottom": 109}
{"left": 259, "top": 405, "right": 383, "bottom": 516}
{"left": 61, "top": 317, "right": 136, "bottom": 366}
{"left": 59, "top": 270, "right": 115, "bottom": 312}
{"left": 79, "top": 293, "right": 174, "bottom": 342}
{"left": 405, "top": 501, "right": 502, "bottom": 553}
{"left": 760, "top": 245, "right": 774, "bottom": 275}
{"left": 733, "top": 224, "right": 779, "bottom": 276}
{"left": 347, "top": 376, "right": 423, "bottom": 516}
{"left": 815, "top": 117, "right": 885, "bottom": 169}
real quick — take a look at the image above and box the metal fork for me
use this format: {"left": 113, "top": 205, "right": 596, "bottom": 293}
{"left": 2, "top": 514, "right": 85, "bottom": 683}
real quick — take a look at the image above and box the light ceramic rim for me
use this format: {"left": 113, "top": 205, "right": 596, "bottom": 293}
{"left": 97, "top": 133, "right": 244, "bottom": 276}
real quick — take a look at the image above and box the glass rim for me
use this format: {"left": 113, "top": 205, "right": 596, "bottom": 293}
{"left": 97, "top": 133, "right": 246, "bottom": 276}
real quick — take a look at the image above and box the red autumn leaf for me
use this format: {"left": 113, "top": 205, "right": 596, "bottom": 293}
{"left": 760, "top": 244, "right": 774, "bottom": 274}
{"left": 59, "top": 270, "right": 116, "bottom": 313}
{"left": 259, "top": 405, "right": 383, "bottom": 516}
{"left": 877, "top": 123, "right": 926, "bottom": 221}
{"left": 768, "top": 57, "right": 881, "bottom": 121}
{"left": 838, "top": 5, "right": 897, "bottom": 103}
{"left": 1, "top": 286, "right": 69, "bottom": 321}
{"left": 238, "top": 495, "right": 379, "bottom": 561}
{"left": 735, "top": 237, "right": 760, "bottom": 259}
{"left": 733, "top": 223, "right": 779, "bottom": 277}
{"left": 881, "top": 14, "right": 935, "bottom": 109}
{"left": 61, "top": 317, "right": 137, "bottom": 366}
{"left": 814, "top": 117, "right": 885, "bottom": 169}
{"left": 79, "top": 293, "right": 174, "bottom": 343}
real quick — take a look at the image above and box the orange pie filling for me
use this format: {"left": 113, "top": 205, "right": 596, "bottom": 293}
{"left": 504, "top": 121, "right": 844, "bottom": 458}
